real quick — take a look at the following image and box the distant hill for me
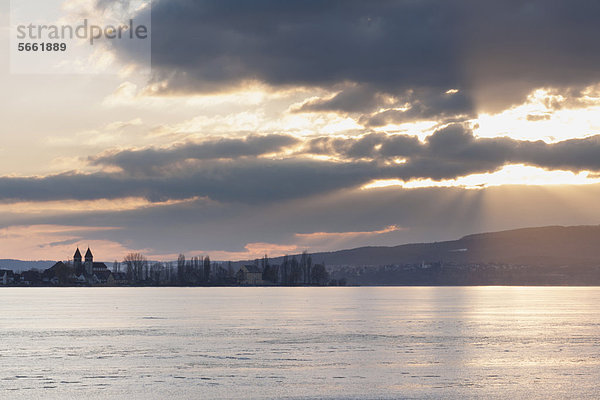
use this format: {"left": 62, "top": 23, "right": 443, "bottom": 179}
{"left": 237, "top": 225, "right": 600, "bottom": 268}
{"left": 4, "top": 225, "right": 600, "bottom": 274}
{"left": 0, "top": 259, "right": 55, "bottom": 272}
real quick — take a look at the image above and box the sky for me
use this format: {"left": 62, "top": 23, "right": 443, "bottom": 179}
{"left": 2, "top": 0, "right": 600, "bottom": 262}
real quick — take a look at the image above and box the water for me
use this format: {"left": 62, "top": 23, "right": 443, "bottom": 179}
{"left": 0, "top": 287, "right": 599, "bottom": 399}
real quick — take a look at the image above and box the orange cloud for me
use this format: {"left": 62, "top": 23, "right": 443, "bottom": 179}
{"left": 295, "top": 225, "right": 403, "bottom": 240}
{"left": 291, "top": 225, "right": 404, "bottom": 253}
{"left": 178, "top": 242, "right": 300, "bottom": 262}
{"left": 4, "top": 197, "right": 199, "bottom": 215}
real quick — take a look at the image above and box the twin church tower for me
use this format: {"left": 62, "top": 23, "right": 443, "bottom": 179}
{"left": 73, "top": 247, "right": 108, "bottom": 276}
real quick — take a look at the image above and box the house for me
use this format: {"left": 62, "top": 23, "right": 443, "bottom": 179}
{"left": 21, "top": 270, "right": 41, "bottom": 285}
{"left": 74, "top": 273, "right": 87, "bottom": 285}
{"left": 1, "top": 270, "right": 15, "bottom": 285}
{"left": 111, "top": 272, "right": 128, "bottom": 285}
{"left": 237, "top": 265, "right": 263, "bottom": 285}
{"left": 42, "top": 262, "right": 74, "bottom": 285}
{"left": 94, "top": 269, "right": 114, "bottom": 285}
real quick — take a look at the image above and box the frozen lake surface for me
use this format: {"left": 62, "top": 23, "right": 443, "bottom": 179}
{"left": 1, "top": 287, "right": 599, "bottom": 399}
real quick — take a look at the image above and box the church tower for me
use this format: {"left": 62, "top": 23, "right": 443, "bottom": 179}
{"left": 84, "top": 247, "right": 93, "bottom": 275}
{"left": 74, "top": 248, "right": 82, "bottom": 270}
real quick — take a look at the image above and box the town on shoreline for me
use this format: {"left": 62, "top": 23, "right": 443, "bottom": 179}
{"left": 0, "top": 248, "right": 345, "bottom": 287}
{"left": 0, "top": 239, "right": 600, "bottom": 287}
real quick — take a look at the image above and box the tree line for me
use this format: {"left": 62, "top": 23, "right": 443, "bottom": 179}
{"left": 115, "top": 250, "right": 331, "bottom": 286}
{"left": 261, "top": 251, "right": 329, "bottom": 285}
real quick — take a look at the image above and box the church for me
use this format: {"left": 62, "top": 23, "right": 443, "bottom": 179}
{"left": 73, "top": 247, "right": 110, "bottom": 277}
{"left": 43, "top": 247, "right": 112, "bottom": 285}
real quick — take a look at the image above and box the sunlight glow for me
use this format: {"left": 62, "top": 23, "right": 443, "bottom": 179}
{"left": 361, "top": 164, "right": 600, "bottom": 190}
{"left": 371, "top": 120, "right": 439, "bottom": 140}
{"left": 475, "top": 88, "right": 600, "bottom": 142}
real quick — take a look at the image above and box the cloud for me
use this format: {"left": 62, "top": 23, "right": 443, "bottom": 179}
{"left": 294, "top": 225, "right": 404, "bottom": 252}
{"left": 0, "top": 159, "right": 390, "bottom": 204}
{"left": 90, "top": 134, "right": 301, "bottom": 175}
{"left": 526, "top": 113, "right": 552, "bottom": 122}
{"left": 295, "top": 85, "right": 392, "bottom": 114}
{"left": 305, "top": 125, "right": 600, "bottom": 176}
{"left": 361, "top": 90, "right": 474, "bottom": 126}
{"left": 295, "top": 85, "right": 474, "bottom": 126}
{"left": 3, "top": 126, "right": 600, "bottom": 206}
{"left": 295, "top": 225, "right": 402, "bottom": 240}
{"left": 304, "top": 132, "right": 422, "bottom": 159}
{"left": 6, "top": 183, "right": 600, "bottom": 260}
{"left": 198, "top": 242, "right": 300, "bottom": 262}
{"left": 44, "top": 238, "right": 81, "bottom": 248}
{"left": 110, "top": 0, "right": 600, "bottom": 120}
{"left": 143, "top": 1, "right": 458, "bottom": 91}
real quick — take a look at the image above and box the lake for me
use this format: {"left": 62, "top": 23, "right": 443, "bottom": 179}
{"left": 0, "top": 287, "right": 599, "bottom": 399}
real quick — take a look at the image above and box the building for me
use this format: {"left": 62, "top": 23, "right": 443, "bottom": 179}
{"left": 1, "top": 270, "right": 15, "bottom": 285}
{"left": 21, "top": 270, "right": 41, "bottom": 285}
{"left": 73, "top": 247, "right": 109, "bottom": 276}
{"left": 44, "top": 247, "right": 113, "bottom": 285}
{"left": 111, "top": 272, "right": 128, "bottom": 285}
{"left": 42, "top": 262, "right": 69, "bottom": 284}
{"left": 237, "top": 265, "right": 263, "bottom": 285}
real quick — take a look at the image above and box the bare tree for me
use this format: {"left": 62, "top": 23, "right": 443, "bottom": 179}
{"left": 112, "top": 260, "right": 121, "bottom": 273}
{"left": 281, "top": 255, "right": 289, "bottom": 285}
{"left": 164, "top": 261, "right": 174, "bottom": 284}
{"left": 289, "top": 256, "right": 302, "bottom": 285}
{"left": 150, "top": 262, "right": 164, "bottom": 284}
{"left": 190, "top": 256, "right": 201, "bottom": 283}
{"left": 123, "top": 252, "right": 148, "bottom": 282}
{"left": 227, "top": 261, "right": 234, "bottom": 278}
{"left": 311, "top": 263, "right": 329, "bottom": 285}
{"left": 177, "top": 254, "right": 185, "bottom": 284}
{"left": 203, "top": 256, "right": 211, "bottom": 283}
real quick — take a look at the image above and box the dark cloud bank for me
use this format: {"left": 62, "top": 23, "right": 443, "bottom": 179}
{"left": 6, "top": 179, "right": 600, "bottom": 255}
{"left": 1, "top": 126, "right": 600, "bottom": 205}
{"left": 117, "top": 0, "right": 600, "bottom": 123}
